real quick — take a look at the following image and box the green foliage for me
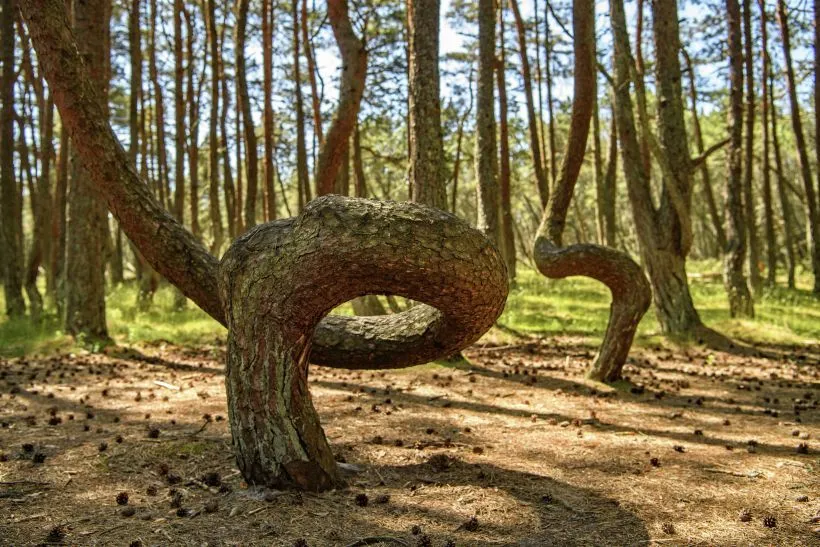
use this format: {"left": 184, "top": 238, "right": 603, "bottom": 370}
{"left": 1, "top": 261, "right": 818, "bottom": 359}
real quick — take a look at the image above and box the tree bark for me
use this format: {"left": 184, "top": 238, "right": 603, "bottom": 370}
{"left": 497, "top": 7, "right": 515, "bottom": 280}
{"left": 475, "top": 0, "right": 498, "bottom": 244}
{"left": 742, "top": 0, "right": 761, "bottom": 294}
{"left": 1, "top": 0, "right": 25, "bottom": 317}
{"left": 173, "top": 0, "right": 185, "bottom": 222}
{"left": 534, "top": 0, "right": 649, "bottom": 383}
{"left": 543, "top": 2, "right": 556, "bottom": 186}
{"left": 769, "top": 69, "right": 796, "bottom": 288}
{"left": 148, "top": 0, "right": 169, "bottom": 210}
{"left": 758, "top": 0, "right": 776, "bottom": 286}
{"left": 220, "top": 197, "right": 506, "bottom": 489}
{"left": 407, "top": 0, "right": 446, "bottom": 209}
{"left": 302, "top": 0, "right": 322, "bottom": 148}
{"left": 262, "top": 0, "right": 275, "bottom": 221}
{"left": 65, "top": 0, "right": 110, "bottom": 339}
{"left": 218, "top": 20, "right": 235, "bottom": 240}
{"left": 236, "top": 0, "right": 258, "bottom": 229}
{"left": 509, "top": 0, "right": 548, "bottom": 208}
{"left": 723, "top": 0, "right": 754, "bottom": 318}
{"left": 206, "top": 0, "right": 224, "bottom": 252}
{"left": 314, "top": 0, "right": 367, "bottom": 197}
{"left": 292, "top": 0, "right": 310, "bottom": 210}
{"left": 185, "top": 4, "right": 201, "bottom": 238}
{"left": 776, "top": 0, "right": 820, "bottom": 293}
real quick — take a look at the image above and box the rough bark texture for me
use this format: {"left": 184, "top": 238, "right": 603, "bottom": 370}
{"left": 262, "top": 0, "right": 275, "bottom": 221}
{"left": 475, "top": 0, "right": 498, "bottom": 244}
{"left": 497, "top": 6, "right": 515, "bottom": 281}
{"left": 1, "top": 0, "right": 25, "bottom": 318}
{"left": 723, "top": 0, "right": 754, "bottom": 318}
{"left": 758, "top": 0, "right": 777, "bottom": 286}
{"left": 219, "top": 196, "right": 507, "bottom": 489}
{"left": 64, "top": 0, "right": 110, "bottom": 339}
{"left": 407, "top": 0, "right": 446, "bottom": 209}
{"left": 509, "top": 0, "right": 548, "bottom": 208}
{"left": 236, "top": 0, "right": 258, "bottom": 229}
{"left": 314, "top": 0, "right": 367, "bottom": 197}
{"left": 534, "top": 0, "right": 649, "bottom": 383}
{"left": 777, "top": 0, "right": 820, "bottom": 293}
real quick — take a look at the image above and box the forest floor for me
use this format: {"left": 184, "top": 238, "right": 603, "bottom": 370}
{"left": 1, "top": 265, "right": 819, "bottom": 546}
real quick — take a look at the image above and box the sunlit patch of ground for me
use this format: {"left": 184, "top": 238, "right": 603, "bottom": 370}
{"left": 1, "top": 336, "right": 817, "bottom": 546}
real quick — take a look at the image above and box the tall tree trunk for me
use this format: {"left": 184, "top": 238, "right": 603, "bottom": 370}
{"left": 742, "top": 0, "right": 761, "bottom": 293}
{"left": 769, "top": 70, "right": 796, "bottom": 288}
{"left": 497, "top": 3, "right": 515, "bottom": 279}
{"left": 534, "top": 0, "right": 649, "bottom": 382}
{"left": 0, "top": 0, "right": 25, "bottom": 317}
{"left": 776, "top": 0, "right": 820, "bottom": 293}
{"left": 407, "top": 0, "right": 446, "bottom": 209}
{"left": 65, "top": 0, "right": 110, "bottom": 339}
{"left": 50, "top": 124, "right": 68, "bottom": 308}
{"left": 758, "top": 0, "right": 776, "bottom": 286}
{"left": 594, "top": 91, "right": 617, "bottom": 249}
{"left": 218, "top": 22, "right": 235, "bottom": 239}
{"left": 148, "top": 0, "right": 169, "bottom": 210}
{"left": 262, "top": 0, "right": 276, "bottom": 221}
{"left": 173, "top": 0, "right": 185, "bottom": 222}
{"left": 292, "top": 0, "right": 310, "bottom": 210}
{"left": 683, "top": 48, "right": 726, "bottom": 254}
{"left": 206, "top": 0, "right": 223, "bottom": 253}
{"left": 302, "top": 0, "right": 322, "bottom": 148}
{"left": 236, "top": 0, "right": 258, "bottom": 229}
{"left": 544, "top": 1, "right": 557, "bottom": 186}
{"left": 314, "top": 0, "right": 367, "bottom": 196}
{"left": 186, "top": 5, "right": 201, "bottom": 238}
{"left": 611, "top": 0, "right": 704, "bottom": 337}
{"left": 475, "top": 0, "right": 499, "bottom": 243}
{"left": 509, "top": 0, "right": 548, "bottom": 208}
{"left": 724, "top": 0, "right": 754, "bottom": 317}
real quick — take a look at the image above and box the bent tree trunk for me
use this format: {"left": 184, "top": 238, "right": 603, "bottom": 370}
{"left": 220, "top": 197, "right": 506, "bottom": 489}
{"left": 21, "top": 0, "right": 508, "bottom": 491}
{"left": 532, "top": 0, "right": 649, "bottom": 383}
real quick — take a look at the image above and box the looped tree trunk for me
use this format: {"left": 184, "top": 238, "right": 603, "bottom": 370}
{"left": 218, "top": 196, "right": 507, "bottom": 490}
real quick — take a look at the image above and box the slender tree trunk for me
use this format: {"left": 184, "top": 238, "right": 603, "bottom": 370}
{"left": 683, "top": 48, "right": 726, "bottom": 254}
{"left": 776, "top": 0, "right": 820, "bottom": 293}
{"left": 407, "top": 0, "right": 446, "bottom": 209}
{"left": 218, "top": 22, "right": 235, "bottom": 239}
{"left": 50, "top": 124, "right": 68, "bottom": 308}
{"left": 173, "top": 0, "right": 185, "bottom": 222}
{"left": 769, "top": 71, "right": 796, "bottom": 288}
{"left": 302, "top": 0, "right": 322, "bottom": 148}
{"left": 186, "top": 5, "right": 201, "bottom": 238}
{"left": 206, "top": 0, "right": 223, "bottom": 253}
{"left": 534, "top": 0, "right": 649, "bottom": 382}
{"left": 497, "top": 3, "right": 515, "bottom": 279}
{"left": 758, "top": 0, "right": 776, "bottom": 286}
{"left": 544, "top": 1, "right": 556, "bottom": 186}
{"left": 724, "top": 0, "right": 754, "bottom": 317}
{"left": 148, "top": 0, "right": 169, "bottom": 210}
{"left": 65, "top": 0, "right": 110, "bottom": 339}
{"left": 236, "top": 0, "right": 258, "bottom": 229}
{"left": 262, "top": 0, "right": 276, "bottom": 221}
{"left": 0, "top": 0, "right": 25, "bottom": 317}
{"left": 742, "top": 0, "right": 761, "bottom": 293}
{"left": 292, "top": 0, "right": 310, "bottom": 210}
{"left": 509, "top": 0, "right": 548, "bottom": 208}
{"left": 314, "top": 0, "right": 367, "bottom": 196}
{"left": 475, "top": 0, "right": 499, "bottom": 243}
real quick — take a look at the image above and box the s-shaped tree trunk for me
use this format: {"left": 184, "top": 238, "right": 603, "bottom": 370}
{"left": 20, "top": 0, "right": 508, "bottom": 490}
{"left": 533, "top": 0, "right": 650, "bottom": 383}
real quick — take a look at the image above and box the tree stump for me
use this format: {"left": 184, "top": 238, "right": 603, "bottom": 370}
{"left": 218, "top": 196, "right": 507, "bottom": 490}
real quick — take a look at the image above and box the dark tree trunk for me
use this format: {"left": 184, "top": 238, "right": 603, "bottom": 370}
{"left": 509, "top": 0, "right": 548, "bottom": 208}
{"left": 314, "top": 0, "right": 367, "bottom": 196}
{"left": 185, "top": 5, "right": 201, "bottom": 238}
{"left": 407, "top": 0, "right": 446, "bottom": 209}
{"left": 1, "top": 0, "right": 25, "bottom": 317}
{"left": 475, "top": 0, "right": 499, "bottom": 244}
{"left": 543, "top": 1, "right": 556, "bottom": 186}
{"left": 769, "top": 71, "right": 796, "bottom": 288}
{"left": 534, "top": 0, "right": 649, "bottom": 383}
{"left": 206, "top": 0, "right": 224, "bottom": 252}
{"left": 497, "top": 6, "right": 515, "bottom": 280}
{"left": 236, "top": 0, "right": 258, "bottom": 229}
{"left": 218, "top": 21, "right": 235, "bottom": 239}
{"left": 742, "top": 0, "right": 761, "bottom": 293}
{"left": 65, "top": 0, "right": 110, "bottom": 340}
{"left": 776, "top": 0, "right": 820, "bottom": 293}
{"left": 292, "top": 0, "right": 310, "bottom": 211}
{"left": 50, "top": 124, "right": 68, "bottom": 307}
{"left": 262, "top": 0, "right": 275, "bottom": 221}
{"left": 302, "top": 0, "right": 322, "bottom": 148}
{"left": 758, "top": 0, "right": 777, "bottom": 286}
{"left": 173, "top": 0, "right": 185, "bottom": 222}
{"left": 723, "top": 0, "right": 754, "bottom": 318}
{"left": 148, "top": 0, "right": 169, "bottom": 210}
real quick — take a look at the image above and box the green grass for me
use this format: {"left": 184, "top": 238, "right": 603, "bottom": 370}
{"left": 1, "top": 260, "right": 818, "bottom": 358}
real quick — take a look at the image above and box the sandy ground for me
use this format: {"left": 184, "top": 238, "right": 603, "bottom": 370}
{"left": 1, "top": 335, "right": 818, "bottom": 546}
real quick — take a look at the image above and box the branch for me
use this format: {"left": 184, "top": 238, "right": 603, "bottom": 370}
{"left": 691, "top": 137, "right": 730, "bottom": 169}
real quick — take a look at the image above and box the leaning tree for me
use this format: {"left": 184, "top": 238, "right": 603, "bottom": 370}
{"left": 19, "top": 0, "right": 508, "bottom": 491}
{"left": 532, "top": 0, "right": 650, "bottom": 382}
